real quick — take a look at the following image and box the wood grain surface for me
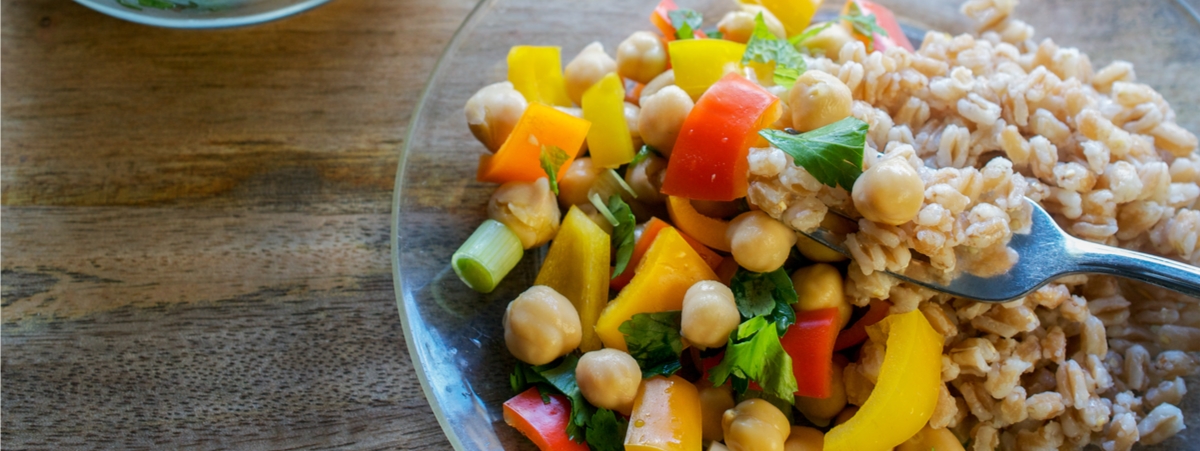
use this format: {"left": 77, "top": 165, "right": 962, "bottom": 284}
{"left": 2, "top": 0, "right": 474, "bottom": 448}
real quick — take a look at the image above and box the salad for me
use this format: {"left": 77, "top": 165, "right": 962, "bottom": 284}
{"left": 449, "top": 0, "right": 1200, "bottom": 450}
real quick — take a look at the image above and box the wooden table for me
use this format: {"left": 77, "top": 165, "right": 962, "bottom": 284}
{"left": 2, "top": 0, "right": 474, "bottom": 448}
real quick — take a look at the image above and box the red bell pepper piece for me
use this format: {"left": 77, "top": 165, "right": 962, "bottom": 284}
{"left": 833, "top": 299, "right": 891, "bottom": 351}
{"left": 843, "top": 0, "right": 914, "bottom": 52}
{"left": 503, "top": 388, "right": 590, "bottom": 451}
{"left": 611, "top": 217, "right": 722, "bottom": 290}
{"left": 650, "top": 0, "right": 708, "bottom": 41}
{"left": 661, "top": 72, "right": 781, "bottom": 201}
{"left": 780, "top": 307, "right": 840, "bottom": 399}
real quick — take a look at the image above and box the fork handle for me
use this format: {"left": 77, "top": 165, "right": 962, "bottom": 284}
{"left": 1073, "top": 238, "right": 1200, "bottom": 299}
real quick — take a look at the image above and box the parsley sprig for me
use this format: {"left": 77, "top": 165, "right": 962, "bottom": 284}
{"left": 668, "top": 9, "right": 703, "bottom": 40}
{"left": 510, "top": 356, "right": 628, "bottom": 451}
{"left": 539, "top": 145, "right": 569, "bottom": 195}
{"left": 708, "top": 316, "right": 799, "bottom": 404}
{"left": 741, "top": 13, "right": 807, "bottom": 88}
{"left": 842, "top": 3, "right": 889, "bottom": 51}
{"left": 759, "top": 117, "right": 869, "bottom": 191}
{"left": 619, "top": 311, "right": 685, "bottom": 378}
{"left": 731, "top": 267, "right": 798, "bottom": 337}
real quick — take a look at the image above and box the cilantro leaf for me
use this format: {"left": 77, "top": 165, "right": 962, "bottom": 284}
{"left": 539, "top": 145, "right": 569, "bottom": 195}
{"left": 608, "top": 195, "right": 636, "bottom": 279}
{"left": 759, "top": 117, "right": 868, "bottom": 191}
{"left": 730, "top": 267, "right": 798, "bottom": 336}
{"left": 841, "top": 3, "right": 888, "bottom": 51}
{"left": 585, "top": 409, "right": 628, "bottom": 451}
{"left": 741, "top": 13, "right": 806, "bottom": 89}
{"left": 708, "top": 316, "right": 798, "bottom": 404}
{"left": 619, "top": 311, "right": 685, "bottom": 378}
{"left": 668, "top": 9, "right": 703, "bottom": 40}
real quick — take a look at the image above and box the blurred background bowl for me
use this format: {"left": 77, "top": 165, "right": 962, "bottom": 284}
{"left": 393, "top": 0, "right": 1200, "bottom": 449}
{"left": 74, "top": 0, "right": 330, "bottom": 28}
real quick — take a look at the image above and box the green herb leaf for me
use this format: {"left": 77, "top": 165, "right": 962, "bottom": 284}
{"left": 730, "top": 267, "right": 798, "bottom": 336}
{"left": 708, "top": 316, "right": 799, "bottom": 404}
{"left": 741, "top": 13, "right": 807, "bottom": 89}
{"left": 841, "top": 2, "right": 889, "bottom": 50}
{"left": 630, "top": 145, "right": 661, "bottom": 168}
{"left": 759, "top": 117, "right": 868, "bottom": 191}
{"left": 668, "top": 9, "right": 703, "bottom": 40}
{"left": 619, "top": 311, "right": 685, "bottom": 378}
{"left": 608, "top": 195, "right": 637, "bottom": 279}
{"left": 511, "top": 356, "right": 593, "bottom": 442}
{"left": 788, "top": 22, "right": 834, "bottom": 46}
{"left": 588, "top": 193, "right": 619, "bottom": 227}
{"left": 585, "top": 409, "right": 628, "bottom": 451}
{"left": 539, "top": 145, "right": 570, "bottom": 195}
{"left": 706, "top": 29, "right": 724, "bottom": 39}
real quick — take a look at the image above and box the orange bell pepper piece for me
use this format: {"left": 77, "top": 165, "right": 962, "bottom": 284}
{"left": 503, "top": 388, "right": 590, "bottom": 451}
{"left": 625, "top": 375, "right": 702, "bottom": 451}
{"left": 582, "top": 73, "right": 635, "bottom": 168}
{"left": 507, "top": 46, "right": 573, "bottom": 107}
{"left": 595, "top": 227, "right": 718, "bottom": 351}
{"left": 744, "top": 0, "right": 822, "bottom": 37}
{"left": 611, "top": 217, "right": 722, "bottom": 290}
{"left": 661, "top": 72, "right": 780, "bottom": 201}
{"left": 841, "top": 0, "right": 914, "bottom": 52}
{"left": 477, "top": 103, "right": 590, "bottom": 184}
{"left": 665, "top": 196, "right": 731, "bottom": 252}
{"left": 535, "top": 206, "right": 611, "bottom": 352}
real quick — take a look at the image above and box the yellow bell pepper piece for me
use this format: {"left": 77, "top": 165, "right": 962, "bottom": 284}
{"left": 665, "top": 196, "right": 731, "bottom": 252}
{"left": 825, "top": 310, "right": 942, "bottom": 451}
{"left": 534, "top": 206, "right": 611, "bottom": 352}
{"left": 507, "top": 46, "right": 572, "bottom": 107}
{"left": 895, "top": 424, "right": 965, "bottom": 451}
{"left": 625, "top": 375, "right": 702, "bottom": 451}
{"left": 581, "top": 73, "right": 635, "bottom": 168}
{"left": 742, "top": 0, "right": 822, "bottom": 37}
{"left": 594, "top": 227, "right": 718, "bottom": 351}
{"left": 667, "top": 39, "right": 747, "bottom": 101}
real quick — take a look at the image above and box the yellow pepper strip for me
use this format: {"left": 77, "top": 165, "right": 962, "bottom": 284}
{"left": 625, "top": 375, "right": 702, "bottom": 451}
{"left": 594, "top": 227, "right": 719, "bottom": 351}
{"left": 534, "top": 206, "right": 611, "bottom": 352}
{"left": 895, "top": 424, "right": 965, "bottom": 451}
{"left": 824, "top": 310, "right": 942, "bottom": 451}
{"left": 665, "top": 196, "right": 731, "bottom": 252}
{"left": 507, "top": 46, "right": 572, "bottom": 107}
{"left": 741, "top": 0, "right": 822, "bottom": 37}
{"left": 666, "top": 39, "right": 747, "bottom": 101}
{"left": 581, "top": 73, "right": 635, "bottom": 168}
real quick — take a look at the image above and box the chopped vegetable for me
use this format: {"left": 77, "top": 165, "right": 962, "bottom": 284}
{"left": 709, "top": 316, "right": 799, "bottom": 404}
{"left": 534, "top": 206, "right": 612, "bottom": 351}
{"left": 666, "top": 39, "right": 747, "bottom": 100}
{"left": 779, "top": 307, "right": 840, "bottom": 399}
{"left": 833, "top": 299, "right": 891, "bottom": 351}
{"left": 619, "top": 311, "right": 685, "bottom": 378}
{"left": 583, "top": 73, "right": 636, "bottom": 168}
{"left": 730, "top": 267, "right": 798, "bottom": 336}
{"left": 661, "top": 72, "right": 781, "bottom": 201}
{"left": 840, "top": 0, "right": 913, "bottom": 52}
{"left": 650, "top": 0, "right": 707, "bottom": 41}
{"left": 585, "top": 409, "right": 629, "bottom": 451}
{"left": 824, "top": 310, "right": 942, "bottom": 451}
{"left": 610, "top": 218, "right": 721, "bottom": 290}
{"left": 624, "top": 375, "right": 703, "bottom": 451}
{"left": 451, "top": 219, "right": 524, "bottom": 293}
{"left": 508, "top": 46, "right": 573, "bottom": 106}
{"left": 540, "top": 145, "right": 570, "bottom": 195}
{"left": 478, "top": 103, "right": 590, "bottom": 184}
{"left": 743, "top": 0, "right": 822, "bottom": 37}
{"left": 607, "top": 195, "right": 637, "bottom": 279}
{"left": 742, "top": 13, "right": 806, "bottom": 88}
{"left": 758, "top": 116, "right": 868, "bottom": 191}
{"left": 503, "top": 388, "right": 591, "bottom": 451}
{"left": 667, "top": 9, "right": 703, "bottom": 40}
{"left": 594, "top": 227, "right": 719, "bottom": 351}
{"left": 665, "top": 196, "right": 731, "bottom": 252}
{"left": 588, "top": 168, "right": 638, "bottom": 204}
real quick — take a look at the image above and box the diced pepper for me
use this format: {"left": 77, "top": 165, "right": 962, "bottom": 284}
{"left": 478, "top": 103, "right": 590, "bottom": 184}
{"left": 582, "top": 73, "right": 636, "bottom": 168}
{"left": 624, "top": 77, "right": 645, "bottom": 105}
{"left": 841, "top": 0, "right": 914, "bottom": 52}
{"left": 824, "top": 310, "right": 942, "bottom": 451}
{"left": 665, "top": 196, "right": 731, "bottom": 252}
{"left": 535, "top": 206, "right": 611, "bottom": 352}
{"left": 780, "top": 307, "right": 840, "bottom": 399}
{"left": 612, "top": 217, "right": 722, "bottom": 290}
{"left": 650, "top": 0, "right": 709, "bottom": 41}
{"left": 744, "top": 0, "right": 822, "bottom": 37}
{"left": 625, "top": 375, "right": 702, "bottom": 451}
{"left": 503, "top": 388, "right": 590, "bottom": 451}
{"left": 833, "top": 299, "right": 891, "bottom": 351}
{"left": 895, "top": 424, "right": 965, "bottom": 451}
{"left": 667, "top": 39, "right": 747, "bottom": 101}
{"left": 715, "top": 256, "right": 739, "bottom": 286}
{"left": 507, "top": 46, "right": 573, "bottom": 107}
{"left": 661, "top": 73, "right": 781, "bottom": 201}
{"left": 595, "top": 227, "right": 719, "bottom": 351}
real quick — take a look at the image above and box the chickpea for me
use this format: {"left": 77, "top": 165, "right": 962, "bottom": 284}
{"left": 795, "top": 355, "right": 848, "bottom": 427}
{"left": 783, "top": 426, "right": 825, "bottom": 451}
{"left": 638, "top": 85, "right": 694, "bottom": 156}
{"left": 576, "top": 203, "right": 614, "bottom": 235}
{"left": 503, "top": 285, "right": 582, "bottom": 365}
{"left": 797, "top": 23, "right": 855, "bottom": 60}
{"left": 488, "top": 178, "right": 561, "bottom": 249}
{"left": 565, "top": 42, "right": 617, "bottom": 106}
{"left": 576, "top": 349, "right": 641, "bottom": 415}
{"left": 851, "top": 155, "right": 924, "bottom": 226}
{"left": 464, "top": 81, "right": 528, "bottom": 152}
{"left": 681, "top": 281, "right": 740, "bottom": 349}
{"left": 696, "top": 380, "right": 735, "bottom": 442}
{"left": 625, "top": 102, "right": 644, "bottom": 149}
{"left": 624, "top": 151, "right": 668, "bottom": 204}
{"left": 559, "top": 157, "right": 601, "bottom": 208}
{"left": 795, "top": 214, "right": 852, "bottom": 262}
{"left": 727, "top": 211, "right": 797, "bottom": 273}
{"left": 833, "top": 406, "right": 857, "bottom": 425}
{"left": 722, "top": 398, "right": 791, "bottom": 451}
{"left": 716, "top": 6, "right": 785, "bottom": 44}
{"left": 789, "top": 70, "right": 852, "bottom": 132}
{"left": 617, "top": 31, "right": 669, "bottom": 84}
{"left": 639, "top": 69, "right": 675, "bottom": 104}
{"left": 790, "top": 263, "right": 851, "bottom": 329}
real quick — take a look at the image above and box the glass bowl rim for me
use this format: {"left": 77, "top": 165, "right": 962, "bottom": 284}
{"left": 73, "top": 0, "right": 333, "bottom": 29}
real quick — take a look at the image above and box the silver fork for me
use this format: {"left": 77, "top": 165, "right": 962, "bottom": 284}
{"left": 802, "top": 197, "right": 1200, "bottom": 303}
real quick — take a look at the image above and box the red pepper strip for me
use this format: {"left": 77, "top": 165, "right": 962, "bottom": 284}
{"left": 661, "top": 72, "right": 781, "bottom": 201}
{"left": 503, "top": 388, "right": 589, "bottom": 451}
{"left": 650, "top": 0, "right": 708, "bottom": 41}
{"left": 780, "top": 307, "right": 840, "bottom": 399}
{"left": 611, "top": 217, "right": 722, "bottom": 290}
{"left": 843, "top": 0, "right": 914, "bottom": 52}
{"left": 833, "top": 299, "right": 891, "bottom": 351}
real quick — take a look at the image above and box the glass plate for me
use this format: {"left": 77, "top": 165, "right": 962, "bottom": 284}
{"left": 74, "top": 0, "right": 330, "bottom": 29}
